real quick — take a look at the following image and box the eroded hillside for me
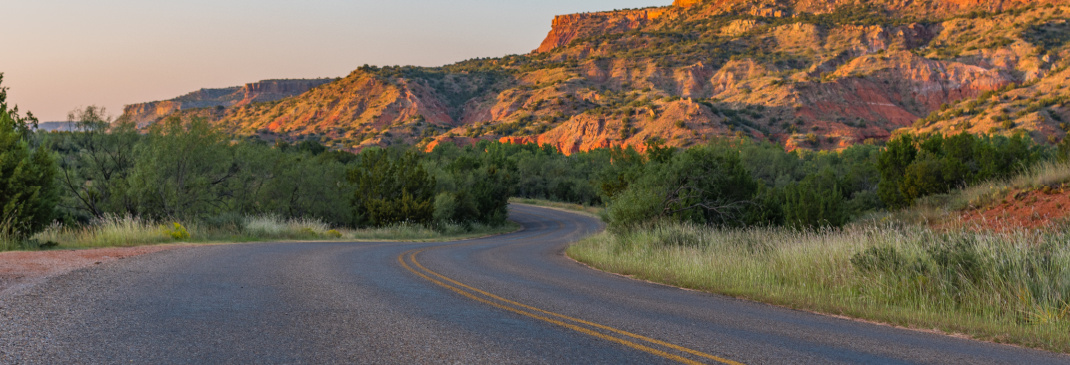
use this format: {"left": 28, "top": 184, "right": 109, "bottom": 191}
{"left": 123, "top": 0, "right": 1070, "bottom": 153}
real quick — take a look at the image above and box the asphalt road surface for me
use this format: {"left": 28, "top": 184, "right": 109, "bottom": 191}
{"left": 2, "top": 204, "right": 1068, "bottom": 364}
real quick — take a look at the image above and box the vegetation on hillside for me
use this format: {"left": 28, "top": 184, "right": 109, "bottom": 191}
{"left": 124, "top": 1, "right": 1070, "bottom": 155}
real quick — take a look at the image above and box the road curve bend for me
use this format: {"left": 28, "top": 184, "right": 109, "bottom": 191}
{"left": 1, "top": 204, "right": 1067, "bottom": 364}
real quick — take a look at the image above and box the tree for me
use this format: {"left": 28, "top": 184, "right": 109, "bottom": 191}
{"left": 56, "top": 106, "right": 139, "bottom": 220}
{"left": 781, "top": 169, "right": 847, "bottom": 228}
{"left": 661, "top": 144, "right": 759, "bottom": 226}
{"left": 348, "top": 149, "right": 435, "bottom": 227}
{"left": 128, "top": 116, "right": 237, "bottom": 220}
{"left": 607, "top": 142, "right": 760, "bottom": 228}
{"left": 0, "top": 74, "right": 58, "bottom": 239}
{"left": 877, "top": 134, "right": 917, "bottom": 208}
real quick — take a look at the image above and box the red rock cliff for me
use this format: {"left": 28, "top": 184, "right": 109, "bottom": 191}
{"left": 536, "top": 7, "right": 669, "bottom": 53}
{"left": 121, "top": 79, "right": 333, "bottom": 127}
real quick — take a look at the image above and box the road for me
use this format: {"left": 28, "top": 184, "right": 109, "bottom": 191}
{"left": 1, "top": 204, "right": 1067, "bottom": 364}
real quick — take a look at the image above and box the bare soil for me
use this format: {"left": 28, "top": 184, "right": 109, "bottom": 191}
{"left": 0, "top": 245, "right": 183, "bottom": 298}
{"left": 955, "top": 188, "right": 1070, "bottom": 231}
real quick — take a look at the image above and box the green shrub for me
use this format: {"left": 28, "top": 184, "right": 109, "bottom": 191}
{"left": 781, "top": 169, "right": 848, "bottom": 228}
{"left": 878, "top": 132, "right": 1043, "bottom": 207}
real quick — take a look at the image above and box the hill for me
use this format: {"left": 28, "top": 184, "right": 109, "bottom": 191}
{"left": 122, "top": 79, "right": 335, "bottom": 127}
{"left": 122, "top": 0, "right": 1070, "bottom": 153}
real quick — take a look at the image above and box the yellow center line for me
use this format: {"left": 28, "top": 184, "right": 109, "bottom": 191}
{"left": 398, "top": 248, "right": 743, "bottom": 365}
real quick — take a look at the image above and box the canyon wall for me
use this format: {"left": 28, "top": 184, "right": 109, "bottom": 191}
{"left": 121, "top": 79, "right": 333, "bottom": 127}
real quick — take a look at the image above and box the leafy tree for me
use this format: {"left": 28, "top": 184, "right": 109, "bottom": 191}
{"left": 54, "top": 107, "right": 139, "bottom": 221}
{"left": 0, "top": 75, "right": 58, "bottom": 238}
{"left": 607, "top": 142, "right": 759, "bottom": 228}
{"left": 348, "top": 149, "right": 435, "bottom": 226}
{"left": 127, "top": 116, "right": 237, "bottom": 220}
{"left": 879, "top": 132, "right": 1043, "bottom": 207}
{"left": 594, "top": 146, "right": 646, "bottom": 201}
{"left": 877, "top": 134, "right": 917, "bottom": 208}
{"left": 428, "top": 142, "right": 516, "bottom": 226}
{"left": 1058, "top": 132, "right": 1070, "bottom": 162}
{"left": 228, "top": 143, "right": 352, "bottom": 225}
{"left": 782, "top": 169, "right": 847, "bottom": 228}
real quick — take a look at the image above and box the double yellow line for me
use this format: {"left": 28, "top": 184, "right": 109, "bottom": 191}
{"left": 398, "top": 248, "right": 743, "bottom": 365}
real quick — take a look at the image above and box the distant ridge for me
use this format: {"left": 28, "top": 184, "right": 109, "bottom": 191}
{"left": 123, "top": 0, "right": 1070, "bottom": 153}
{"left": 35, "top": 121, "right": 81, "bottom": 132}
{"left": 121, "top": 78, "right": 334, "bottom": 127}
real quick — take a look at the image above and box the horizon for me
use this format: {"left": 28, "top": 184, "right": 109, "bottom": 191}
{"left": 3, "top": 0, "right": 671, "bottom": 121}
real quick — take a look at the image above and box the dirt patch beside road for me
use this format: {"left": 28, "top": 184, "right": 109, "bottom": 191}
{"left": 0, "top": 245, "right": 184, "bottom": 298}
{"left": 955, "top": 188, "right": 1070, "bottom": 232}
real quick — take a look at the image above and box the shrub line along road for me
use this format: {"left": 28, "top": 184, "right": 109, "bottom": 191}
{"left": 1, "top": 204, "right": 1067, "bottom": 364}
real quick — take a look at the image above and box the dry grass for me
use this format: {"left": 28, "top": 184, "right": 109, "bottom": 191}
{"left": 947, "top": 161, "right": 1070, "bottom": 211}
{"left": 34, "top": 216, "right": 175, "bottom": 249}
{"left": 510, "top": 198, "right": 604, "bottom": 217}
{"left": 568, "top": 221, "right": 1070, "bottom": 353}
{"left": 9, "top": 214, "right": 519, "bottom": 252}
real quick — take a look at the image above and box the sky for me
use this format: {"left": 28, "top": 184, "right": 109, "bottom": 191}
{"left": 2, "top": 0, "right": 673, "bottom": 121}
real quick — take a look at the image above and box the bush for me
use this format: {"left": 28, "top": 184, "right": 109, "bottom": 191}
{"left": 878, "top": 132, "right": 1043, "bottom": 207}
{"left": 168, "top": 223, "right": 191, "bottom": 240}
{"left": 0, "top": 74, "right": 57, "bottom": 240}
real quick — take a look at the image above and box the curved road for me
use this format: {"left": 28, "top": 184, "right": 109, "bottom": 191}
{"left": 1, "top": 204, "right": 1067, "bottom": 364}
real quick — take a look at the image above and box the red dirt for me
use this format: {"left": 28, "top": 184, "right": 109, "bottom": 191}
{"left": 954, "top": 188, "right": 1070, "bottom": 232}
{"left": 0, "top": 245, "right": 183, "bottom": 298}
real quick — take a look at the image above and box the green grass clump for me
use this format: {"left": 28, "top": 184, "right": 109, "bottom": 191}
{"left": 568, "top": 222, "right": 1070, "bottom": 353}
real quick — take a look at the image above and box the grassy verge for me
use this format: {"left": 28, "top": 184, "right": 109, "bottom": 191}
{"left": 2, "top": 215, "right": 519, "bottom": 252}
{"left": 510, "top": 197, "right": 604, "bottom": 217}
{"left": 888, "top": 160, "right": 1070, "bottom": 225}
{"left": 568, "top": 222, "right": 1070, "bottom": 353}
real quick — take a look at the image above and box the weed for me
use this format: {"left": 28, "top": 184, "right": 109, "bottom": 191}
{"left": 168, "top": 223, "right": 191, "bottom": 240}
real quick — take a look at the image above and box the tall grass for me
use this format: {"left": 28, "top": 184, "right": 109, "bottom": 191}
{"left": 4, "top": 214, "right": 519, "bottom": 252}
{"left": 346, "top": 221, "right": 517, "bottom": 241}
{"left": 944, "top": 160, "right": 1070, "bottom": 211}
{"left": 0, "top": 215, "right": 18, "bottom": 251}
{"left": 0, "top": 230, "right": 18, "bottom": 252}
{"left": 510, "top": 197, "right": 604, "bottom": 217}
{"left": 241, "top": 215, "right": 333, "bottom": 240}
{"left": 568, "top": 222, "right": 1070, "bottom": 353}
{"left": 34, "top": 215, "right": 175, "bottom": 248}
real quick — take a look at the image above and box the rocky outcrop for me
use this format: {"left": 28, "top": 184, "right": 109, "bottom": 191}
{"left": 121, "top": 79, "right": 333, "bottom": 127}
{"left": 535, "top": 7, "right": 669, "bottom": 53}
{"left": 676, "top": 0, "right": 1064, "bottom": 17}
{"left": 128, "top": 0, "right": 1070, "bottom": 153}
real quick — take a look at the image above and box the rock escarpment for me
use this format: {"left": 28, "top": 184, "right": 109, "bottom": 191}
{"left": 536, "top": 7, "right": 669, "bottom": 53}
{"left": 122, "top": 79, "right": 333, "bottom": 127}
{"left": 125, "top": 0, "right": 1070, "bottom": 153}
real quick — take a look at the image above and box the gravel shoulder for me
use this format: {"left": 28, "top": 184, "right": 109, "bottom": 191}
{"left": 0, "top": 245, "right": 186, "bottom": 298}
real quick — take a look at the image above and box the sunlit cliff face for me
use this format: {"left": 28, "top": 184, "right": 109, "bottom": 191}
{"left": 123, "top": 0, "right": 1070, "bottom": 153}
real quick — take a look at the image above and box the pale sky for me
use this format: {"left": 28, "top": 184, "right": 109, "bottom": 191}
{"left": 3, "top": 0, "right": 672, "bottom": 121}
